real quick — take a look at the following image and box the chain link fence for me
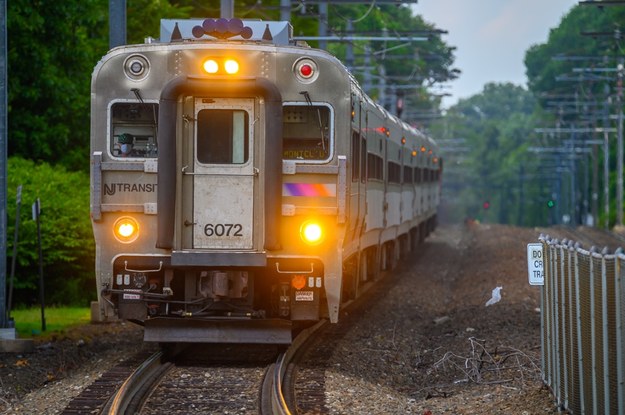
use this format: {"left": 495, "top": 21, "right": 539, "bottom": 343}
{"left": 539, "top": 235, "right": 625, "bottom": 414}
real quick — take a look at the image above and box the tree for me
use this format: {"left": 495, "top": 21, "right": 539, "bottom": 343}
{"left": 525, "top": 5, "right": 625, "bottom": 103}
{"left": 7, "top": 0, "right": 109, "bottom": 171}
{"left": 525, "top": 4, "right": 625, "bottom": 227}
{"left": 7, "top": 158, "right": 94, "bottom": 306}
{"left": 432, "top": 83, "right": 539, "bottom": 225}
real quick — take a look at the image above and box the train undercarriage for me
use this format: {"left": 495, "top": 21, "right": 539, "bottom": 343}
{"left": 101, "top": 217, "right": 436, "bottom": 345}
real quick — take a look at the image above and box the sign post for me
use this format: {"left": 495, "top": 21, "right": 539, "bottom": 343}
{"left": 33, "top": 199, "right": 45, "bottom": 332}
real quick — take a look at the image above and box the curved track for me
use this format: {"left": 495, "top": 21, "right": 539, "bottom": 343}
{"left": 63, "top": 321, "right": 328, "bottom": 414}
{"left": 64, "top": 235, "right": 419, "bottom": 414}
{"left": 106, "top": 351, "right": 171, "bottom": 414}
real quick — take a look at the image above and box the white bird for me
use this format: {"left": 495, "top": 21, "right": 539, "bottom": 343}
{"left": 485, "top": 286, "right": 503, "bottom": 307}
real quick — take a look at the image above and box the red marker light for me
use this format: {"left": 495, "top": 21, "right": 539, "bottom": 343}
{"left": 300, "top": 64, "right": 313, "bottom": 77}
{"left": 294, "top": 58, "right": 318, "bottom": 82}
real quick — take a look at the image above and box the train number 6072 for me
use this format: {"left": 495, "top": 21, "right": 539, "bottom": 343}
{"left": 203, "top": 223, "right": 243, "bottom": 237}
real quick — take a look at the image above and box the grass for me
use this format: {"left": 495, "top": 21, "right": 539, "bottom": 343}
{"left": 9, "top": 307, "right": 91, "bottom": 338}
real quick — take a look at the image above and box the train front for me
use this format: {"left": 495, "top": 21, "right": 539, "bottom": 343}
{"left": 90, "top": 19, "right": 349, "bottom": 344}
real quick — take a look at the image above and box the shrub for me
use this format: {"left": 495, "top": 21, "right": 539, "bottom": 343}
{"left": 6, "top": 157, "right": 95, "bottom": 306}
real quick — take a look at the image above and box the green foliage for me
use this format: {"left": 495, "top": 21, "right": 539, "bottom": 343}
{"left": 7, "top": 0, "right": 193, "bottom": 171}
{"left": 127, "top": 0, "right": 193, "bottom": 44}
{"left": 7, "top": 0, "right": 109, "bottom": 171}
{"left": 432, "top": 83, "right": 539, "bottom": 225}
{"left": 525, "top": 5, "right": 625, "bottom": 228}
{"left": 436, "top": 4, "right": 625, "bottom": 228}
{"left": 10, "top": 307, "right": 90, "bottom": 338}
{"left": 525, "top": 6, "right": 625, "bottom": 101}
{"left": 321, "top": 3, "right": 458, "bottom": 111}
{"left": 7, "top": 157, "right": 94, "bottom": 307}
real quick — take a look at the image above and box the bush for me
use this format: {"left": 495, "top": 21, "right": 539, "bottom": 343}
{"left": 6, "top": 157, "right": 95, "bottom": 306}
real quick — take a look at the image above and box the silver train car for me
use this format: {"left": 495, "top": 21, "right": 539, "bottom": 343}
{"left": 90, "top": 18, "right": 441, "bottom": 344}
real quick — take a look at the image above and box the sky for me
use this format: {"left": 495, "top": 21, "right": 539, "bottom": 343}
{"left": 413, "top": 0, "right": 579, "bottom": 108}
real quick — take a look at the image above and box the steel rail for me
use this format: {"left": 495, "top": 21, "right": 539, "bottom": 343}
{"left": 105, "top": 351, "right": 170, "bottom": 414}
{"left": 264, "top": 320, "right": 327, "bottom": 415}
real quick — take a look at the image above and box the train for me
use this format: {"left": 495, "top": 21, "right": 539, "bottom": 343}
{"left": 90, "top": 18, "right": 441, "bottom": 344}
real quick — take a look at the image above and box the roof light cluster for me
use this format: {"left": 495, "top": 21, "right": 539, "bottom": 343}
{"left": 202, "top": 58, "right": 240, "bottom": 75}
{"left": 192, "top": 18, "right": 253, "bottom": 40}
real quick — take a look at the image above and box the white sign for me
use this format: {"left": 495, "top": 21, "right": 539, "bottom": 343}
{"left": 527, "top": 243, "right": 544, "bottom": 286}
{"left": 295, "top": 291, "right": 314, "bottom": 302}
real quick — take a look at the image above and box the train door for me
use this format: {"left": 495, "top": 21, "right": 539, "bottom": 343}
{"left": 357, "top": 105, "right": 367, "bottom": 234}
{"left": 187, "top": 98, "right": 256, "bottom": 250}
{"left": 350, "top": 98, "right": 366, "bottom": 239}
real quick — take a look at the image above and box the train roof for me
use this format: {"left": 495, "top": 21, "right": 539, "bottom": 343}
{"left": 159, "top": 18, "right": 294, "bottom": 46}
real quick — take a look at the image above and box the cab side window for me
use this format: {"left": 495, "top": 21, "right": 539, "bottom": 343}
{"left": 282, "top": 104, "right": 331, "bottom": 161}
{"left": 110, "top": 102, "right": 158, "bottom": 158}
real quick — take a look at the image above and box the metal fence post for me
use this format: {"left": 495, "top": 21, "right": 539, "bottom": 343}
{"left": 555, "top": 243, "right": 563, "bottom": 405}
{"left": 546, "top": 242, "right": 555, "bottom": 389}
{"left": 561, "top": 243, "right": 570, "bottom": 409}
{"left": 574, "top": 245, "right": 586, "bottom": 414}
{"left": 616, "top": 250, "right": 624, "bottom": 414}
{"left": 601, "top": 251, "right": 610, "bottom": 414}
{"left": 590, "top": 248, "right": 598, "bottom": 414}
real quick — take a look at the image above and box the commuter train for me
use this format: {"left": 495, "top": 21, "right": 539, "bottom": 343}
{"left": 90, "top": 18, "right": 441, "bottom": 344}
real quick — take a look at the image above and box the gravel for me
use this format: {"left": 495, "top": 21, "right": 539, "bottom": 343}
{"left": 0, "top": 223, "right": 558, "bottom": 414}
{"left": 322, "top": 223, "right": 555, "bottom": 414}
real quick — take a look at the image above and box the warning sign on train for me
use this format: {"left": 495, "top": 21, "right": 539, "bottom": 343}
{"left": 527, "top": 243, "right": 544, "bottom": 286}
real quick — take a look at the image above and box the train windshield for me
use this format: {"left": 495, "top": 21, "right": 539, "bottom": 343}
{"left": 110, "top": 102, "right": 158, "bottom": 158}
{"left": 197, "top": 109, "right": 249, "bottom": 164}
{"left": 282, "top": 104, "right": 331, "bottom": 161}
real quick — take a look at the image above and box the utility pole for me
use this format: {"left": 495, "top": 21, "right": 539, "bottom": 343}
{"left": 599, "top": 89, "right": 609, "bottom": 229}
{"left": 0, "top": 0, "right": 33, "bottom": 352}
{"left": 319, "top": 3, "right": 328, "bottom": 51}
{"left": 109, "top": 0, "right": 126, "bottom": 49}
{"left": 280, "top": 0, "right": 290, "bottom": 22}
{"left": 363, "top": 45, "right": 372, "bottom": 93}
{"left": 617, "top": 61, "right": 624, "bottom": 225}
{"left": 574, "top": 25, "right": 625, "bottom": 227}
{"left": 220, "top": 0, "right": 234, "bottom": 18}
{"left": 0, "top": 0, "right": 6, "bottom": 330}
{"left": 345, "top": 19, "right": 354, "bottom": 70}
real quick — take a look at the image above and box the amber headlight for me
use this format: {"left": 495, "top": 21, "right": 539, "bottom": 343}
{"left": 202, "top": 58, "right": 240, "bottom": 75}
{"left": 203, "top": 59, "right": 219, "bottom": 74}
{"left": 224, "top": 59, "right": 240, "bottom": 74}
{"left": 300, "top": 220, "right": 324, "bottom": 246}
{"left": 113, "top": 216, "right": 139, "bottom": 243}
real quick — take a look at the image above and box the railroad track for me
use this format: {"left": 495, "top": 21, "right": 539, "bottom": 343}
{"left": 62, "top": 321, "right": 327, "bottom": 414}
{"left": 61, "top": 282, "right": 385, "bottom": 414}
{"left": 63, "top": 248, "right": 400, "bottom": 414}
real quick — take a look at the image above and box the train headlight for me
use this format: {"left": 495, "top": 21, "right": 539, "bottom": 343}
{"left": 202, "top": 58, "right": 240, "bottom": 75}
{"left": 203, "top": 59, "right": 219, "bottom": 74}
{"left": 113, "top": 217, "right": 140, "bottom": 243}
{"left": 224, "top": 59, "right": 239, "bottom": 74}
{"left": 300, "top": 220, "right": 324, "bottom": 246}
